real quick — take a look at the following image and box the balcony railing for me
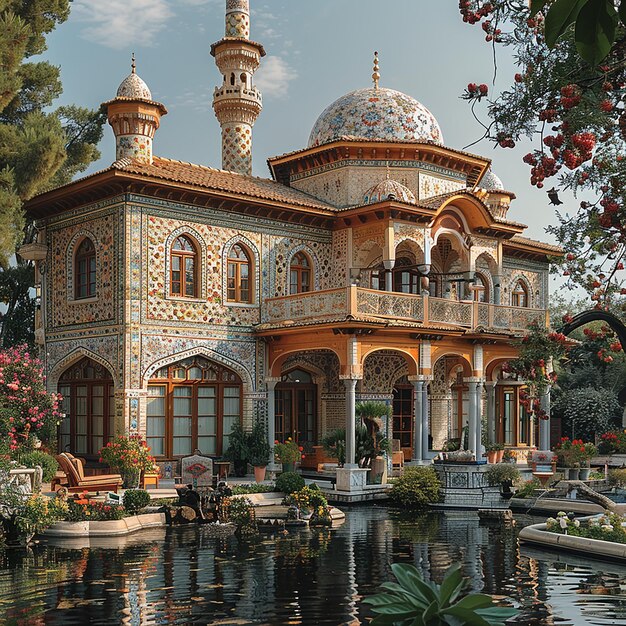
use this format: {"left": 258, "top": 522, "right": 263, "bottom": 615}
{"left": 261, "top": 286, "right": 548, "bottom": 332}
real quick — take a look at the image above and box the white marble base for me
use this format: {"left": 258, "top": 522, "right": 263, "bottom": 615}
{"left": 336, "top": 467, "right": 369, "bottom": 492}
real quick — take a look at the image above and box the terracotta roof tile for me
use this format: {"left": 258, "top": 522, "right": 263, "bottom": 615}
{"left": 112, "top": 157, "right": 336, "bottom": 211}
{"left": 508, "top": 235, "right": 563, "bottom": 254}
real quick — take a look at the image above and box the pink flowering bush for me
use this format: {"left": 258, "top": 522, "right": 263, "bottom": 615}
{"left": 99, "top": 434, "right": 156, "bottom": 474}
{"left": 0, "top": 345, "right": 62, "bottom": 453}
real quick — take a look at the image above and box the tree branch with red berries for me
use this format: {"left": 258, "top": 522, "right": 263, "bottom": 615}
{"left": 459, "top": 0, "right": 626, "bottom": 306}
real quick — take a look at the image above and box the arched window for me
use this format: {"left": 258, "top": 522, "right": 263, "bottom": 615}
{"left": 289, "top": 252, "right": 312, "bottom": 294}
{"left": 170, "top": 235, "right": 197, "bottom": 298}
{"left": 473, "top": 272, "right": 490, "bottom": 303}
{"left": 58, "top": 357, "right": 114, "bottom": 457}
{"left": 227, "top": 244, "right": 252, "bottom": 303}
{"left": 511, "top": 279, "right": 529, "bottom": 307}
{"left": 74, "top": 238, "right": 96, "bottom": 299}
{"left": 393, "top": 257, "right": 419, "bottom": 294}
{"left": 148, "top": 357, "right": 242, "bottom": 457}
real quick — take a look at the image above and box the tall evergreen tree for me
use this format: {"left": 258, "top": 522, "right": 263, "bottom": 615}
{"left": 0, "top": 0, "right": 106, "bottom": 346}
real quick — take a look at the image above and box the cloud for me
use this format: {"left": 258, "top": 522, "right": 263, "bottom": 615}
{"left": 72, "top": 0, "right": 173, "bottom": 49}
{"left": 254, "top": 56, "right": 298, "bottom": 99}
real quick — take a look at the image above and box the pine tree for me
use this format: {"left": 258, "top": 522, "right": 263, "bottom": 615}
{"left": 0, "top": 0, "right": 106, "bottom": 346}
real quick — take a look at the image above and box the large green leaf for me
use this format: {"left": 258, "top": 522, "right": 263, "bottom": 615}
{"left": 451, "top": 593, "right": 494, "bottom": 611}
{"left": 575, "top": 0, "right": 618, "bottom": 64}
{"left": 619, "top": 0, "right": 626, "bottom": 24}
{"left": 391, "top": 563, "right": 438, "bottom": 603}
{"left": 545, "top": 0, "right": 588, "bottom": 47}
{"left": 438, "top": 564, "right": 464, "bottom": 607}
{"left": 530, "top": 0, "right": 549, "bottom": 17}
{"left": 380, "top": 582, "right": 428, "bottom": 609}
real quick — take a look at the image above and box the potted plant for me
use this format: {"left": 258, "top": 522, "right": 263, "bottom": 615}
{"left": 485, "top": 463, "right": 521, "bottom": 499}
{"left": 484, "top": 442, "right": 503, "bottom": 464}
{"left": 356, "top": 401, "right": 392, "bottom": 482}
{"left": 579, "top": 442, "right": 598, "bottom": 481}
{"left": 246, "top": 422, "right": 271, "bottom": 483}
{"left": 99, "top": 434, "right": 156, "bottom": 488}
{"left": 274, "top": 438, "right": 303, "bottom": 473}
{"left": 224, "top": 424, "right": 249, "bottom": 477}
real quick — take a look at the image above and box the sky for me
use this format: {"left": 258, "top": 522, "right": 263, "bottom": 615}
{"left": 43, "top": 0, "right": 570, "bottom": 255}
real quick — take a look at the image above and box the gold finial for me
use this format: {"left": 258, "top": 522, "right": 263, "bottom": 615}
{"left": 131, "top": 53, "right": 136, "bottom": 74}
{"left": 372, "top": 51, "right": 380, "bottom": 90}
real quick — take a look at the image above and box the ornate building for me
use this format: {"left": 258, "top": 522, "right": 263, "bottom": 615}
{"left": 22, "top": 0, "right": 560, "bottom": 470}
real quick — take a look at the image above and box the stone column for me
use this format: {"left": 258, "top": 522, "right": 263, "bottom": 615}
{"left": 383, "top": 259, "right": 395, "bottom": 292}
{"left": 539, "top": 386, "right": 551, "bottom": 450}
{"left": 421, "top": 381, "right": 430, "bottom": 459}
{"left": 466, "top": 380, "right": 478, "bottom": 456}
{"left": 344, "top": 378, "right": 358, "bottom": 468}
{"left": 266, "top": 378, "right": 280, "bottom": 468}
{"left": 485, "top": 381, "right": 497, "bottom": 444}
{"left": 410, "top": 378, "right": 424, "bottom": 462}
{"left": 494, "top": 275, "right": 502, "bottom": 305}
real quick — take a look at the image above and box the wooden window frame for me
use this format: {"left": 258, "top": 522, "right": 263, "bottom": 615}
{"left": 511, "top": 280, "right": 529, "bottom": 307}
{"left": 473, "top": 272, "right": 490, "bottom": 303}
{"left": 289, "top": 251, "right": 312, "bottom": 294}
{"left": 275, "top": 379, "right": 317, "bottom": 445}
{"left": 58, "top": 378, "right": 114, "bottom": 458}
{"left": 496, "top": 384, "right": 532, "bottom": 446}
{"left": 227, "top": 244, "right": 253, "bottom": 303}
{"left": 149, "top": 362, "right": 242, "bottom": 458}
{"left": 170, "top": 235, "right": 198, "bottom": 298}
{"left": 74, "top": 238, "right": 96, "bottom": 300}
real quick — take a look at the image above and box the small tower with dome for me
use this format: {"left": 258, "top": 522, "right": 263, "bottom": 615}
{"left": 102, "top": 55, "right": 167, "bottom": 165}
{"left": 476, "top": 167, "right": 516, "bottom": 219}
{"left": 211, "top": 0, "right": 265, "bottom": 175}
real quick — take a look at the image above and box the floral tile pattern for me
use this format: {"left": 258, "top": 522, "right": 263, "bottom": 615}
{"left": 308, "top": 87, "right": 443, "bottom": 148}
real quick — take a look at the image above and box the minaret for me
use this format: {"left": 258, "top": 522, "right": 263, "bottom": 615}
{"left": 102, "top": 54, "right": 167, "bottom": 165}
{"left": 211, "top": 0, "right": 265, "bottom": 175}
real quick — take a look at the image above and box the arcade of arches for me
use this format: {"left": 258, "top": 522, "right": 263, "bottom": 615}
{"left": 56, "top": 346, "right": 544, "bottom": 463}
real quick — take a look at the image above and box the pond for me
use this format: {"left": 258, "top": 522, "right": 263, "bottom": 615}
{"left": 1, "top": 506, "right": 626, "bottom": 625}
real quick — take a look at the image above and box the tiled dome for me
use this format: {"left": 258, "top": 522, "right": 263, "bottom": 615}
{"left": 308, "top": 87, "right": 443, "bottom": 148}
{"left": 363, "top": 179, "right": 416, "bottom": 205}
{"left": 479, "top": 168, "right": 504, "bottom": 191}
{"left": 116, "top": 71, "right": 152, "bottom": 100}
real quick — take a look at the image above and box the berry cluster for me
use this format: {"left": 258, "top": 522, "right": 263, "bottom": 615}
{"left": 458, "top": 0, "right": 494, "bottom": 25}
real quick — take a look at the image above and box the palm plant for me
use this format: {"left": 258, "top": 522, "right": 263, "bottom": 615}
{"left": 364, "top": 562, "right": 518, "bottom": 625}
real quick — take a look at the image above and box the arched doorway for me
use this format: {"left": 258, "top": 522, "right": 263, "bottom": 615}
{"left": 147, "top": 356, "right": 242, "bottom": 458}
{"left": 275, "top": 369, "right": 317, "bottom": 446}
{"left": 392, "top": 375, "right": 413, "bottom": 459}
{"left": 58, "top": 357, "right": 115, "bottom": 457}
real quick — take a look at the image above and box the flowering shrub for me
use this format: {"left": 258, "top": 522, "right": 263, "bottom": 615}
{"left": 65, "top": 494, "right": 124, "bottom": 522}
{"left": 99, "top": 434, "right": 156, "bottom": 474}
{"left": 547, "top": 511, "right": 626, "bottom": 545}
{"left": 504, "top": 322, "right": 569, "bottom": 420}
{"left": 274, "top": 438, "right": 303, "bottom": 464}
{"left": 0, "top": 345, "right": 63, "bottom": 452}
{"left": 553, "top": 437, "right": 596, "bottom": 466}
{"left": 598, "top": 430, "right": 626, "bottom": 454}
{"left": 283, "top": 485, "right": 331, "bottom": 525}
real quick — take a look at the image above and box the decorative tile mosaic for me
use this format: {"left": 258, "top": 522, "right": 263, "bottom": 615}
{"left": 49, "top": 213, "right": 117, "bottom": 328}
{"left": 221, "top": 123, "right": 253, "bottom": 175}
{"left": 418, "top": 173, "right": 465, "bottom": 200}
{"left": 117, "top": 135, "right": 152, "bottom": 163}
{"left": 308, "top": 88, "right": 443, "bottom": 147}
{"left": 360, "top": 351, "right": 409, "bottom": 394}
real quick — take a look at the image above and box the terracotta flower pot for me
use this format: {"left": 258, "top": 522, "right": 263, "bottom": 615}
{"left": 487, "top": 450, "right": 498, "bottom": 464}
{"left": 496, "top": 449, "right": 505, "bottom": 463}
{"left": 254, "top": 465, "right": 267, "bottom": 483}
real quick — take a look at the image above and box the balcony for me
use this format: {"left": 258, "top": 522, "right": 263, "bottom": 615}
{"left": 261, "top": 286, "right": 548, "bottom": 332}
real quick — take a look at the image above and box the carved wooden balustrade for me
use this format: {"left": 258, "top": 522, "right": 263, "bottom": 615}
{"left": 261, "top": 286, "right": 548, "bottom": 331}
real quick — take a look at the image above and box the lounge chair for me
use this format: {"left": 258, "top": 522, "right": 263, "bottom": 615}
{"left": 55, "top": 453, "right": 123, "bottom": 493}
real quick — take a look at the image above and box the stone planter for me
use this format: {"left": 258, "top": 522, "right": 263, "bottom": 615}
{"left": 579, "top": 467, "right": 591, "bottom": 481}
{"left": 121, "top": 469, "right": 140, "bottom": 489}
{"left": 42, "top": 512, "right": 166, "bottom": 538}
{"left": 281, "top": 462, "right": 295, "bottom": 473}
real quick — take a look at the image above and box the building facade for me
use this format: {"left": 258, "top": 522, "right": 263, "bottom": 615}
{"left": 22, "top": 1, "right": 560, "bottom": 468}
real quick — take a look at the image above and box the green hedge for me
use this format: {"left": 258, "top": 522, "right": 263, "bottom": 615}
{"left": 389, "top": 467, "right": 441, "bottom": 508}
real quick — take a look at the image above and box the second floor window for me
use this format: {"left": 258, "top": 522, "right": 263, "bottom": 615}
{"left": 170, "top": 235, "right": 197, "bottom": 298}
{"left": 473, "top": 272, "right": 489, "bottom": 303}
{"left": 227, "top": 244, "right": 252, "bottom": 303}
{"left": 75, "top": 238, "right": 96, "bottom": 299}
{"left": 289, "top": 252, "right": 311, "bottom": 294}
{"left": 511, "top": 279, "right": 528, "bottom": 307}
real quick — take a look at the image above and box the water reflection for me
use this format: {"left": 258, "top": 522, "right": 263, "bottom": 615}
{"left": 0, "top": 507, "right": 625, "bottom": 624}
